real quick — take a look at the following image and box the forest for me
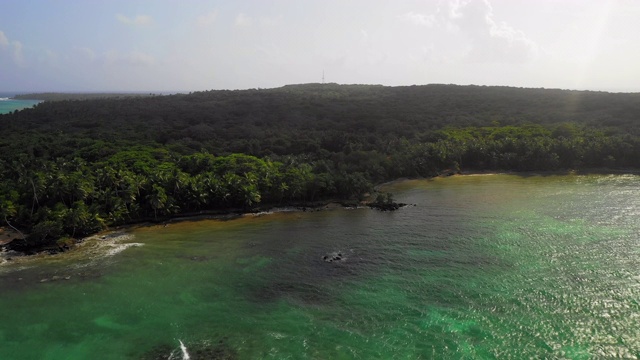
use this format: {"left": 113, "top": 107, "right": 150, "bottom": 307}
{"left": 1, "top": 83, "right": 640, "bottom": 251}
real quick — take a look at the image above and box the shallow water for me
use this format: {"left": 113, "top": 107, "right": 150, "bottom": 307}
{"left": 0, "top": 98, "right": 40, "bottom": 114}
{"left": 1, "top": 174, "right": 639, "bottom": 359}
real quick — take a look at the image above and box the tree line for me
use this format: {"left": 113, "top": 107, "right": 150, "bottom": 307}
{"left": 1, "top": 83, "right": 640, "bottom": 250}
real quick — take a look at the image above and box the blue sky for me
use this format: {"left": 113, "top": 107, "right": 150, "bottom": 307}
{"left": 1, "top": 0, "right": 639, "bottom": 92}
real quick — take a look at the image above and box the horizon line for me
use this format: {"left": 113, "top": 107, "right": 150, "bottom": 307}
{"left": 2, "top": 83, "right": 639, "bottom": 95}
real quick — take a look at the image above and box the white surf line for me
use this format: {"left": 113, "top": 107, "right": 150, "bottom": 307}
{"left": 179, "top": 340, "right": 190, "bottom": 360}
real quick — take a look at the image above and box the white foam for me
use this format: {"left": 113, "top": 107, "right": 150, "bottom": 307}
{"left": 0, "top": 232, "right": 142, "bottom": 274}
{"left": 0, "top": 97, "right": 8, "bottom": 101}
{"left": 65, "top": 233, "right": 141, "bottom": 265}
{"left": 179, "top": 340, "right": 191, "bottom": 360}
{"left": 0, "top": 248, "right": 26, "bottom": 267}
{"left": 248, "top": 211, "right": 274, "bottom": 217}
{"left": 104, "top": 242, "right": 144, "bottom": 257}
{"left": 81, "top": 233, "right": 143, "bottom": 258}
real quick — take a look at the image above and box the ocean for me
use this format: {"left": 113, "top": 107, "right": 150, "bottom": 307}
{"left": 1, "top": 174, "right": 639, "bottom": 359}
{"left": 0, "top": 92, "right": 41, "bottom": 114}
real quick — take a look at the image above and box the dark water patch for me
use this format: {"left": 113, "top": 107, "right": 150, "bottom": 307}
{"left": 140, "top": 338, "right": 238, "bottom": 360}
{"left": 0, "top": 265, "right": 110, "bottom": 294}
{"left": 239, "top": 204, "right": 510, "bottom": 310}
{"left": 250, "top": 281, "right": 333, "bottom": 306}
{"left": 176, "top": 254, "right": 215, "bottom": 262}
{"left": 139, "top": 343, "right": 175, "bottom": 360}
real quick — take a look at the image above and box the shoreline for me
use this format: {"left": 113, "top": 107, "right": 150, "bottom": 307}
{"left": 459, "top": 167, "right": 640, "bottom": 176}
{"left": 3, "top": 168, "right": 640, "bottom": 259}
{"left": 104, "top": 202, "right": 348, "bottom": 235}
{"left": 0, "top": 200, "right": 361, "bottom": 260}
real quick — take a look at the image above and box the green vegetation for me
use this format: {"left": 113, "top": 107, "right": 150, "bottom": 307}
{"left": 1, "top": 83, "right": 639, "bottom": 250}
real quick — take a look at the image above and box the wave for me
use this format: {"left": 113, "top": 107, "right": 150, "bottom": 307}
{"left": 0, "top": 232, "right": 143, "bottom": 274}
{"left": 104, "top": 242, "right": 144, "bottom": 257}
{"left": 0, "top": 98, "right": 9, "bottom": 101}
{"left": 0, "top": 248, "right": 38, "bottom": 274}
{"left": 179, "top": 340, "right": 191, "bottom": 360}
{"left": 78, "top": 232, "right": 143, "bottom": 259}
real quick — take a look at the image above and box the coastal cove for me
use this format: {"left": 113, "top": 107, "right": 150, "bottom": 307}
{"left": 3, "top": 84, "right": 640, "bottom": 255}
{"left": 0, "top": 97, "right": 41, "bottom": 114}
{"left": 1, "top": 174, "right": 639, "bottom": 359}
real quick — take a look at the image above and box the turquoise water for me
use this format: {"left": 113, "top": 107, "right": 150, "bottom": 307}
{"left": 0, "top": 97, "right": 40, "bottom": 114}
{"left": 1, "top": 174, "right": 639, "bottom": 359}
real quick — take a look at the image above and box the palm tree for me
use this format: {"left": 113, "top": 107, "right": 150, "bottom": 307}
{"left": 146, "top": 185, "right": 167, "bottom": 220}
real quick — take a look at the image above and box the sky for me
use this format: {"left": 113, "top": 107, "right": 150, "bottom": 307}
{"left": 1, "top": 0, "right": 639, "bottom": 92}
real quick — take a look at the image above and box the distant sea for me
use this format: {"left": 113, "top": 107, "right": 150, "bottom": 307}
{"left": 0, "top": 92, "right": 41, "bottom": 114}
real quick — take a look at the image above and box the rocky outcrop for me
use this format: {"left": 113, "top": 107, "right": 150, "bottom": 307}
{"left": 368, "top": 202, "right": 409, "bottom": 211}
{"left": 322, "top": 251, "right": 346, "bottom": 263}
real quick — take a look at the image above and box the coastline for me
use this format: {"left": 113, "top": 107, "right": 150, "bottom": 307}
{"left": 0, "top": 97, "right": 42, "bottom": 114}
{"left": 3, "top": 168, "right": 640, "bottom": 261}
{"left": 0, "top": 200, "right": 359, "bottom": 262}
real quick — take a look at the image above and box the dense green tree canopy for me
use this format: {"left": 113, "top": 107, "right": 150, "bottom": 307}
{"left": 2, "top": 84, "right": 639, "bottom": 250}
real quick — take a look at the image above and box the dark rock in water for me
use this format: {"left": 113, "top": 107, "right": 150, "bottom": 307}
{"left": 2, "top": 238, "right": 68, "bottom": 256}
{"left": 2, "top": 249, "right": 24, "bottom": 258}
{"left": 323, "top": 251, "right": 345, "bottom": 263}
{"left": 368, "top": 202, "right": 410, "bottom": 211}
{"left": 3, "top": 240, "right": 30, "bottom": 254}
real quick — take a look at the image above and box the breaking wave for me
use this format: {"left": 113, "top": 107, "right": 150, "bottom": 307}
{"left": 78, "top": 232, "right": 143, "bottom": 259}
{"left": 0, "top": 232, "right": 143, "bottom": 273}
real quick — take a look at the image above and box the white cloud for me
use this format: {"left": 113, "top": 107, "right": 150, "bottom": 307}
{"left": 128, "top": 51, "right": 155, "bottom": 66}
{"left": 400, "top": 11, "right": 436, "bottom": 27}
{"left": 0, "top": 31, "right": 8, "bottom": 48}
{"left": 77, "top": 47, "right": 97, "bottom": 61}
{"left": 0, "top": 31, "right": 26, "bottom": 67}
{"left": 235, "top": 13, "right": 252, "bottom": 27}
{"left": 258, "top": 16, "right": 281, "bottom": 27}
{"left": 360, "top": 29, "right": 369, "bottom": 41}
{"left": 105, "top": 50, "right": 155, "bottom": 66}
{"left": 448, "top": 0, "right": 538, "bottom": 63}
{"left": 401, "top": 0, "right": 537, "bottom": 64}
{"left": 196, "top": 11, "right": 218, "bottom": 28}
{"left": 448, "top": 0, "right": 466, "bottom": 19}
{"left": 116, "top": 14, "right": 153, "bottom": 26}
{"left": 12, "top": 41, "right": 25, "bottom": 67}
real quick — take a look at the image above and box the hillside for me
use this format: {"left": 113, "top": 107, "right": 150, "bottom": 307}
{"left": 1, "top": 83, "right": 640, "bottom": 250}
